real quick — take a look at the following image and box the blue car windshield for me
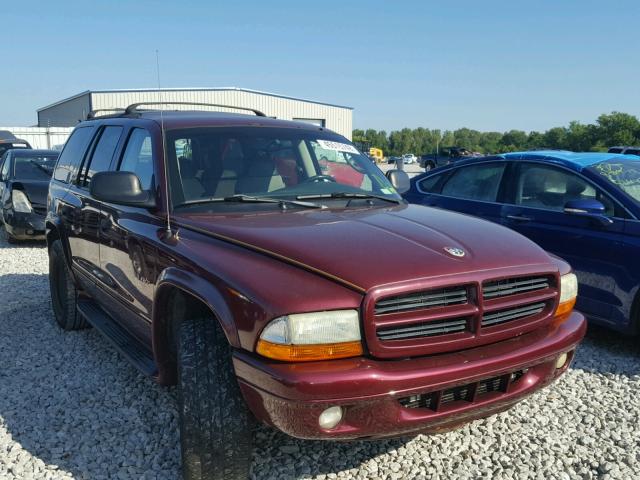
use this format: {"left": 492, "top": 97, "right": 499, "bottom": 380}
{"left": 589, "top": 160, "right": 640, "bottom": 202}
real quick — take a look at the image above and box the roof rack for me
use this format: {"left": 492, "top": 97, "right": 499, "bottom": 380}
{"left": 123, "top": 101, "right": 266, "bottom": 117}
{"left": 87, "top": 108, "right": 126, "bottom": 120}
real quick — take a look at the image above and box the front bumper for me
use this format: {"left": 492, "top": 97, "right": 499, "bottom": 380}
{"left": 234, "top": 311, "right": 586, "bottom": 440}
{"left": 4, "top": 211, "right": 46, "bottom": 240}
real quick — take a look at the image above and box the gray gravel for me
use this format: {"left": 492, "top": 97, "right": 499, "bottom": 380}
{"left": 0, "top": 228, "right": 639, "bottom": 480}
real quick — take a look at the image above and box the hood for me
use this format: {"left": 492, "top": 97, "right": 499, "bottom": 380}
{"left": 13, "top": 180, "right": 49, "bottom": 206}
{"left": 176, "top": 204, "right": 554, "bottom": 292}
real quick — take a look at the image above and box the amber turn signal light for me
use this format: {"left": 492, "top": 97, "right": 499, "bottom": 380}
{"left": 256, "top": 339, "right": 363, "bottom": 362}
{"left": 552, "top": 297, "right": 576, "bottom": 326}
{"left": 556, "top": 297, "right": 576, "bottom": 318}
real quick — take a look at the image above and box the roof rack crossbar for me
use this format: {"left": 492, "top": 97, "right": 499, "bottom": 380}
{"left": 87, "top": 108, "right": 126, "bottom": 120}
{"left": 123, "top": 101, "right": 266, "bottom": 117}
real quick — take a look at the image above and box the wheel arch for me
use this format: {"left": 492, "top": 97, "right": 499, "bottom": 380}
{"left": 46, "top": 219, "right": 72, "bottom": 268}
{"left": 152, "top": 267, "right": 240, "bottom": 385}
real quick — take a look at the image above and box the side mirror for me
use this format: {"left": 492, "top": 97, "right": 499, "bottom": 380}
{"left": 90, "top": 171, "right": 156, "bottom": 208}
{"left": 564, "top": 199, "right": 613, "bottom": 226}
{"left": 385, "top": 169, "right": 410, "bottom": 194}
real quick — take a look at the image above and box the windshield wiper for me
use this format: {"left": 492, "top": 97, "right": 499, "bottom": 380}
{"left": 296, "top": 192, "right": 402, "bottom": 204}
{"left": 174, "top": 194, "right": 325, "bottom": 209}
{"left": 29, "top": 160, "right": 54, "bottom": 176}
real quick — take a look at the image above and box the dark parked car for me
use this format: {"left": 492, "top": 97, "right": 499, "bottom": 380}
{"left": 47, "top": 107, "right": 584, "bottom": 480}
{"left": 405, "top": 150, "right": 640, "bottom": 334}
{"left": 608, "top": 146, "right": 640, "bottom": 156}
{"left": 420, "top": 147, "right": 481, "bottom": 171}
{"left": 0, "top": 149, "right": 58, "bottom": 242}
{"left": 0, "top": 131, "right": 32, "bottom": 158}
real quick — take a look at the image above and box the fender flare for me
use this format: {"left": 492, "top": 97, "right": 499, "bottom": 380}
{"left": 152, "top": 267, "right": 239, "bottom": 384}
{"left": 45, "top": 218, "right": 73, "bottom": 268}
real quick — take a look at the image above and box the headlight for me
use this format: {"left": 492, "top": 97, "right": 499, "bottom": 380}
{"left": 12, "top": 189, "right": 32, "bottom": 213}
{"left": 256, "top": 310, "right": 363, "bottom": 362}
{"left": 556, "top": 273, "right": 578, "bottom": 319}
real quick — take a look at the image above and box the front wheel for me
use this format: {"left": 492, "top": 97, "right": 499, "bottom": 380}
{"left": 177, "top": 316, "right": 254, "bottom": 480}
{"left": 424, "top": 162, "right": 435, "bottom": 172}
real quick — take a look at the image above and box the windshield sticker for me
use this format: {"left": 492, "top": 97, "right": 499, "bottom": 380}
{"left": 595, "top": 162, "right": 640, "bottom": 187}
{"left": 317, "top": 139, "right": 360, "bottom": 154}
{"left": 381, "top": 187, "right": 396, "bottom": 194}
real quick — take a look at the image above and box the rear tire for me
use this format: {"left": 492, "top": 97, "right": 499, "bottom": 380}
{"left": 177, "top": 316, "right": 254, "bottom": 480}
{"left": 49, "top": 240, "right": 87, "bottom": 330}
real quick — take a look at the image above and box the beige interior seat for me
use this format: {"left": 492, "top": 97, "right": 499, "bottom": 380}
{"left": 236, "top": 156, "right": 285, "bottom": 194}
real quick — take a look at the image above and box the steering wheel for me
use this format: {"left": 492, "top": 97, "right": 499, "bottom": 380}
{"left": 302, "top": 175, "right": 337, "bottom": 184}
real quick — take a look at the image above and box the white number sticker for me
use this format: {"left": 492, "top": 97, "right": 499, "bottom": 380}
{"left": 317, "top": 139, "right": 360, "bottom": 154}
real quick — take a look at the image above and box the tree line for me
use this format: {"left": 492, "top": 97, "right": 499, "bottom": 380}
{"left": 353, "top": 112, "right": 640, "bottom": 157}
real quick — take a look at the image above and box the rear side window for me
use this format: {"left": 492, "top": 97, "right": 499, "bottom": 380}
{"left": 119, "top": 128, "right": 154, "bottom": 190}
{"left": 53, "top": 126, "right": 95, "bottom": 184}
{"left": 81, "top": 126, "right": 123, "bottom": 187}
{"left": 440, "top": 163, "right": 506, "bottom": 202}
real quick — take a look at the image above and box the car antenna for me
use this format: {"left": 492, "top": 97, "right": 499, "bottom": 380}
{"left": 156, "top": 49, "right": 177, "bottom": 244}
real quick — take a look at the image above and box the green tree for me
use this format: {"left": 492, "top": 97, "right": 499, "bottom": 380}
{"left": 595, "top": 112, "right": 640, "bottom": 147}
{"left": 354, "top": 111, "right": 640, "bottom": 157}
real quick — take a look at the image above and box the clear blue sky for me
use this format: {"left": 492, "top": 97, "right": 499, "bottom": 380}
{"left": 2, "top": 0, "right": 639, "bottom": 133}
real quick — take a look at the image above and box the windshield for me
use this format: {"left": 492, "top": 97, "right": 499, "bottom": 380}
{"left": 13, "top": 154, "right": 58, "bottom": 180}
{"left": 166, "top": 127, "right": 401, "bottom": 210}
{"left": 589, "top": 160, "right": 640, "bottom": 202}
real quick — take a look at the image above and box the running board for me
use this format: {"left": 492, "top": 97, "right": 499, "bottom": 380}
{"left": 77, "top": 300, "right": 157, "bottom": 377}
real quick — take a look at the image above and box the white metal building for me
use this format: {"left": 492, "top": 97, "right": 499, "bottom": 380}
{"left": 0, "top": 127, "right": 74, "bottom": 150}
{"left": 37, "top": 87, "right": 354, "bottom": 139}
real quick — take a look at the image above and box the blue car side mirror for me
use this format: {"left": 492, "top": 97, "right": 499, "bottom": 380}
{"left": 564, "top": 199, "right": 613, "bottom": 226}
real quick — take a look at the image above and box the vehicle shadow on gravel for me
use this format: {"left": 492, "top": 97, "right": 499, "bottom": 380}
{"left": 572, "top": 323, "right": 640, "bottom": 376}
{"left": 251, "top": 425, "right": 410, "bottom": 479}
{"left": 0, "top": 273, "right": 181, "bottom": 479}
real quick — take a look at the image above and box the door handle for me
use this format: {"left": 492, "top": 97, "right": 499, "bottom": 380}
{"left": 506, "top": 214, "right": 532, "bottom": 222}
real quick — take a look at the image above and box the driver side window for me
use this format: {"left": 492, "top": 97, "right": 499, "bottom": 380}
{"left": 119, "top": 128, "right": 154, "bottom": 190}
{"left": 515, "top": 164, "right": 615, "bottom": 216}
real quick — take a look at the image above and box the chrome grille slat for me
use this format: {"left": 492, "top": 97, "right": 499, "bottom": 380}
{"left": 482, "top": 302, "right": 546, "bottom": 327}
{"left": 483, "top": 276, "right": 550, "bottom": 299}
{"left": 377, "top": 317, "right": 468, "bottom": 341}
{"left": 375, "top": 287, "right": 467, "bottom": 315}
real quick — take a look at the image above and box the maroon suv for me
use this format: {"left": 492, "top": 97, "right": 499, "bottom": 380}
{"left": 46, "top": 104, "right": 586, "bottom": 480}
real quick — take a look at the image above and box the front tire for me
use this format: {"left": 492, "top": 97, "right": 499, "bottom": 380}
{"left": 49, "top": 240, "right": 87, "bottom": 330}
{"left": 424, "top": 162, "right": 435, "bottom": 172}
{"left": 177, "top": 316, "right": 254, "bottom": 480}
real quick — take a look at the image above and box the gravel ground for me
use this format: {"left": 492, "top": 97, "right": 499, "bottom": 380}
{"left": 1, "top": 229, "right": 639, "bottom": 480}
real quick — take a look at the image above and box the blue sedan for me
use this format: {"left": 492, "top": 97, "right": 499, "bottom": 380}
{"left": 404, "top": 150, "right": 640, "bottom": 334}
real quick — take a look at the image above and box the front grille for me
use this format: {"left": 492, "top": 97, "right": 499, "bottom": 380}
{"left": 482, "top": 302, "right": 546, "bottom": 327}
{"left": 368, "top": 270, "right": 558, "bottom": 358}
{"left": 374, "top": 286, "right": 468, "bottom": 315}
{"left": 399, "top": 370, "right": 526, "bottom": 411}
{"left": 483, "top": 276, "right": 550, "bottom": 299}
{"left": 377, "top": 316, "right": 469, "bottom": 341}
